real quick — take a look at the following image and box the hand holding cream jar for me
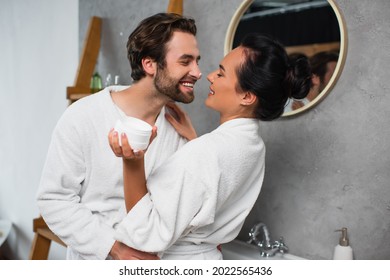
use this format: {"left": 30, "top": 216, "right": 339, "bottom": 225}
{"left": 114, "top": 117, "right": 153, "bottom": 152}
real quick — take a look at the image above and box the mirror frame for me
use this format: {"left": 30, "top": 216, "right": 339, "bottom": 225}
{"left": 224, "top": 0, "right": 348, "bottom": 117}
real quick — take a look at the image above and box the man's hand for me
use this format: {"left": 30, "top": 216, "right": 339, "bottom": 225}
{"left": 110, "top": 241, "right": 159, "bottom": 260}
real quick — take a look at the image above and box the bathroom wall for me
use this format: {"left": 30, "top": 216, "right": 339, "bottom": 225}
{"left": 81, "top": 0, "right": 390, "bottom": 260}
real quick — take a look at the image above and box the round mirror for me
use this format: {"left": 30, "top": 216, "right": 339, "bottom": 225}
{"left": 224, "top": 0, "right": 348, "bottom": 117}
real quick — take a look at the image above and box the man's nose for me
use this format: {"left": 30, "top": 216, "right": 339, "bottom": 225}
{"left": 190, "top": 64, "right": 202, "bottom": 80}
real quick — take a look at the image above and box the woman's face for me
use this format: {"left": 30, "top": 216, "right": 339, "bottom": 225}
{"left": 205, "top": 47, "right": 246, "bottom": 122}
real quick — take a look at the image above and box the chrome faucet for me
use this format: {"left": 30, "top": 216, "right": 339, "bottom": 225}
{"left": 247, "top": 222, "right": 289, "bottom": 257}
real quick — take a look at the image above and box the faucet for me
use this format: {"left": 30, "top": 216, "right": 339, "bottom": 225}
{"left": 247, "top": 222, "right": 289, "bottom": 257}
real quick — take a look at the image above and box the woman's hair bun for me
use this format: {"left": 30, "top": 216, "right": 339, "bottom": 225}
{"left": 284, "top": 56, "right": 312, "bottom": 100}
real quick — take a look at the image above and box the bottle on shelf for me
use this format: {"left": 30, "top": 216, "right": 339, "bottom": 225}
{"left": 90, "top": 72, "right": 102, "bottom": 93}
{"left": 105, "top": 73, "right": 112, "bottom": 87}
{"left": 114, "top": 75, "right": 120, "bottom": 85}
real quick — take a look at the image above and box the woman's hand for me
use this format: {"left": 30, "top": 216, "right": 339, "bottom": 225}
{"left": 165, "top": 102, "right": 197, "bottom": 141}
{"left": 108, "top": 127, "right": 157, "bottom": 212}
{"left": 108, "top": 126, "right": 158, "bottom": 161}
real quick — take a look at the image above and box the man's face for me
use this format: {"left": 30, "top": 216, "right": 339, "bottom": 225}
{"left": 154, "top": 31, "right": 201, "bottom": 104}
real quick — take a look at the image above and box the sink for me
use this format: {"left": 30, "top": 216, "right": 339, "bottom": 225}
{"left": 221, "top": 239, "right": 306, "bottom": 260}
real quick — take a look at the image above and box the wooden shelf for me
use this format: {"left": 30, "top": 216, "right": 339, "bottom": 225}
{"left": 167, "top": 0, "right": 183, "bottom": 14}
{"left": 67, "top": 86, "right": 92, "bottom": 103}
{"left": 68, "top": 93, "right": 92, "bottom": 103}
{"left": 29, "top": 216, "right": 65, "bottom": 260}
{"left": 67, "top": 16, "right": 102, "bottom": 104}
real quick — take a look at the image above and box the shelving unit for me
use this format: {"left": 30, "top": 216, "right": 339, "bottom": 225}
{"left": 66, "top": 16, "right": 102, "bottom": 104}
{"left": 167, "top": 0, "right": 183, "bottom": 14}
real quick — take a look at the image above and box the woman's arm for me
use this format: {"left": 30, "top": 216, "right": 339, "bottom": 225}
{"left": 114, "top": 144, "right": 213, "bottom": 252}
{"left": 122, "top": 153, "right": 146, "bottom": 212}
{"left": 109, "top": 126, "right": 210, "bottom": 253}
{"left": 165, "top": 102, "right": 197, "bottom": 141}
{"left": 109, "top": 128, "right": 156, "bottom": 212}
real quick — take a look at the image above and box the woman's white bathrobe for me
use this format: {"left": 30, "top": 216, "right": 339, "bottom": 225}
{"left": 36, "top": 86, "right": 187, "bottom": 259}
{"left": 115, "top": 118, "right": 265, "bottom": 259}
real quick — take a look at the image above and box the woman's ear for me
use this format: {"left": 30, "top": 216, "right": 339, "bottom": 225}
{"left": 142, "top": 57, "right": 156, "bottom": 76}
{"left": 240, "top": 91, "right": 257, "bottom": 106}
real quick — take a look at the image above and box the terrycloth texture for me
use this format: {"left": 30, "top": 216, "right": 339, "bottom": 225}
{"left": 115, "top": 118, "right": 265, "bottom": 259}
{"left": 36, "top": 86, "right": 187, "bottom": 259}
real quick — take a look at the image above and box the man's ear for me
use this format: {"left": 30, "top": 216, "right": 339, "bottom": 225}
{"left": 240, "top": 91, "right": 257, "bottom": 106}
{"left": 142, "top": 57, "right": 156, "bottom": 76}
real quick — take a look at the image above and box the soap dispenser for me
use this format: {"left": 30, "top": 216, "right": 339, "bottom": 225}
{"left": 333, "top": 227, "right": 353, "bottom": 260}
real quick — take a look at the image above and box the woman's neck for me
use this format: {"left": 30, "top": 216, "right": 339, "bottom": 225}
{"left": 219, "top": 111, "right": 255, "bottom": 124}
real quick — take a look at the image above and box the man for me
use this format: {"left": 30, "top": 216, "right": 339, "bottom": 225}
{"left": 36, "top": 13, "right": 201, "bottom": 260}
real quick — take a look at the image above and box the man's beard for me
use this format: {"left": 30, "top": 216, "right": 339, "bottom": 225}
{"left": 154, "top": 67, "right": 194, "bottom": 104}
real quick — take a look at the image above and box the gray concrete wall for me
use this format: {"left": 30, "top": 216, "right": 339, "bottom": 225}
{"left": 80, "top": 0, "right": 390, "bottom": 260}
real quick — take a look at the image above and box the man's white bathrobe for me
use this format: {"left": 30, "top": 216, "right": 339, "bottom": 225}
{"left": 36, "top": 86, "right": 187, "bottom": 259}
{"left": 115, "top": 118, "right": 265, "bottom": 259}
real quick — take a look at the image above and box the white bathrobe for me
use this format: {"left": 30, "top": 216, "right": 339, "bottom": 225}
{"left": 115, "top": 118, "right": 265, "bottom": 259}
{"left": 36, "top": 86, "right": 187, "bottom": 259}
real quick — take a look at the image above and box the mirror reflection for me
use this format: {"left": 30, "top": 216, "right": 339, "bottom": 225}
{"left": 286, "top": 49, "right": 338, "bottom": 111}
{"left": 227, "top": 0, "right": 347, "bottom": 116}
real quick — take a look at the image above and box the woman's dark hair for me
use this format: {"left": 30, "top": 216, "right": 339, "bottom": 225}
{"left": 310, "top": 51, "right": 339, "bottom": 84}
{"left": 127, "top": 13, "right": 197, "bottom": 81}
{"left": 237, "top": 34, "right": 312, "bottom": 120}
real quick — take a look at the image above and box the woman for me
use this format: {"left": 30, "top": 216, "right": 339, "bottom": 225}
{"left": 109, "top": 34, "right": 311, "bottom": 259}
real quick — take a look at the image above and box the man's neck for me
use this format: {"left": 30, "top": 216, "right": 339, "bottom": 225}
{"left": 111, "top": 80, "right": 170, "bottom": 125}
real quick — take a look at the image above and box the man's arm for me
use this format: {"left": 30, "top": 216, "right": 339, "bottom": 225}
{"left": 37, "top": 109, "right": 116, "bottom": 259}
{"left": 110, "top": 241, "right": 159, "bottom": 260}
